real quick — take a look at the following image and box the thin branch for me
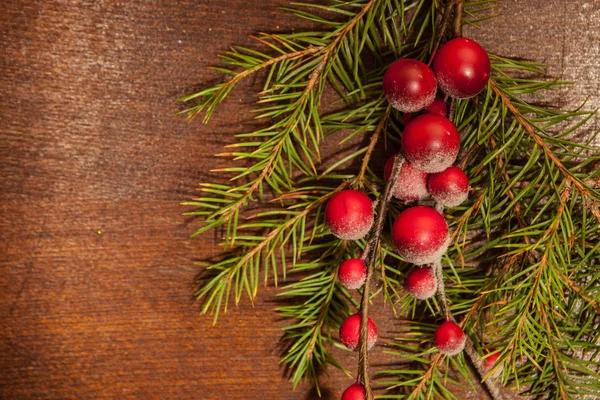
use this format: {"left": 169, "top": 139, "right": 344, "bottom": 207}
{"left": 358, "top": 154, "right": 404, "bottom": 400}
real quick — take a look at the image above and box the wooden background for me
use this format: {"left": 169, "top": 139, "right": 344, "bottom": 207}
{"left": 1, "top": 1, "right": 598, "bottom": 398}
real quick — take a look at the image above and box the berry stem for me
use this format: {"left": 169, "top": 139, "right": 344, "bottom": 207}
{"left": 357, "top": 154, "right": 404, "bottom": 400}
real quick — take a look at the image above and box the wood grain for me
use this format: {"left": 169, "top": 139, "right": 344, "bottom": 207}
{"left": 1, "top": 1, "right": 598, "bottom": 399}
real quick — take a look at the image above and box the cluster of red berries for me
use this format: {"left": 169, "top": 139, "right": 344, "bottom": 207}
{"left": 325, "top": 38, "right": 491, "bottom": 398}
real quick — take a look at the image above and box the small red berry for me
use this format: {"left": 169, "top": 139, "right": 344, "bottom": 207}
{"left": 433, "top": 38, "right": 491, "bottom": 99}
{"left": 426, "top": 96, "right": 447, "bottom": 117}
{"left": 403, "top": 96, "right": 446, "bottom": 125}
{"left": 392, "top": 206, "right": 449, "bottom": 265}
{"left": 338, "top": 259, "right": 367, "bottom": 290}
{"left": 428, "top": 166, "right": 469, "bottom": 207}
{"left": 339, "top": 313, "right": 377, "bottom": 351}
{"left": 383, "top": 59, "right": 437, "bottom": 113}
{"left": 483, "top": 348, "right": 501, "bottom": 371}
{"left": 405, "top": 267, "right": 437, "bottom": 300}
{"left": 401, "top": 114, "right": 460, "bottom": 173}
{"left": 434, "top": 321, "right": 466, "bottom": 356}
{"left": 325, "top": 190, "right": 374, "bottom": 240}
{"left": 383, "top": 156, "right": 429, "bottom": 201}
{"left": 341, "top": 383, "right": 366, "bottom": 400}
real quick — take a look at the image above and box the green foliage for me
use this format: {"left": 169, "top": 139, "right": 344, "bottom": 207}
{"left": 182, "top": 0, "right": 600, "bottom": 397}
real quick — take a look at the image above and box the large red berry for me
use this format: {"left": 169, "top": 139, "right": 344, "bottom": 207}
{"left": 392, "top": 206, "right": 449, "bottom": 265}
{"left": 383, "top": 59, "right": 437, "bottom": 113}
{"left": 339, "top": 313, "right": 377, "bottom": 351}
{"left": 433, "top": 38, "right": 491, "bottom": 99}
{"left": 434, "top": 321, "right": 466, "bottom": 356}
{"left": 341, "top": 383, "right": 366, "bottom": 400}
{"left": 338, "top": 258, "right": 367, "bottom": 290}
{"left": 383, "top": 156, "right": 429, "bottom": 201}
{"left": 325, "top": 190, "right": 374, "bottom": 240}
{"left": 402, "top": 114, "right": 460, "bottom": 173}
{"left": 405, "top": 267, "right": 437, "bottom": 300}
{"left": 428, "top": 166, "right": 469, "bottom": 207}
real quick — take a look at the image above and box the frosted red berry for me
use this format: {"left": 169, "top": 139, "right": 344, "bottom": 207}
{"left": 392, "top": 206, "right": 449, "bottom": 265}
{"left": 383, "top": 156, "right": 429, "bottom": 201}
{"left": 402, "top": 96, "right": 447, "bottom": 125}
{"left": 426, "top": 96, "right": 448, "bottom": 117}
{"left": 434, "top": 321, "right": 466, "bottom": 356}
{"left": 433, "top": 38, "right": 491, "bottom": 99}
{"left": 341, "top": 383, "right": 366, "bottom": 400}
{"left": 383, "top": 59, "right": 437, "bottom": 113}
{"left": 339, "top": 313, "right": 377, "bottom": 351}
{"left": 338, "top": 258, "right": 367, "bottom": 290}
{"left": 428, "top": 166, "right": 469, "bottom": 207}
{"left": 401, "top": 114, "right": 460, "bottom": 173}
{"left": 405, "top": 267, "right": 437, "bottom": 300}
{"left": 483, "top": 348, "right": 501, "bottom": 371}
{"left": 325, "top": 190, "right": 374, "bottom": 240}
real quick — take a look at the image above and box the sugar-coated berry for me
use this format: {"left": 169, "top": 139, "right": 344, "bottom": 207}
{"left": 426, "top": 96, "right": 448, "bottom": 117}
{"left": 392, "top": 206, "right": 449, "bottom": 265}
{"left": 402, "top": 114, "right": 460, "bottom": 173}
{"left": 383, "top": 156, "right": 429, "bottom": 201}
{"left": 339, "top": 313, "right": 377, "bottom": 351}
{"left": 434, "top": 321, "right": 466, "bottom": 356}
{"left": 428, "top": 166, "right": 469, "bottom": 207}
{"left": 325, "top": 190, "right": 374, "bottom": 240}
{"left": 483, "top": 348, "right": 501, "bottom": 371}
{"left": 338, "top": 258, "right": 367, "bottom": 290}
{"left": 405, "top": 267, "right": 437, "bottom": 300}
{"left": 383, "top": 59, "right": 437, "bottom": 113}
{"left": 433, "top": 38, "right": 491, "bottom": 99}
{"left": 402, "top": 96, "right": 447, "bottom": 125}
{"left": 341, "top": 383, "right": 366, "bottom": 400}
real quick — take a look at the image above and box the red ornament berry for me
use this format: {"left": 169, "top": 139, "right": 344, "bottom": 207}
{"left": 483, "top": 348, "right": 501, "bottom": 371}
{"left": 434, "top": 321, "right": 466, "bottom": 356}
{"left": 401, "top": 114, "right": 460, "bottom": 173}
{"left": 426, "top": 96, "right": 447, "bottom": 117}
{"left": 325, "top": 190, "right": 374, "bottom": 240}
{"left": 383, "top": 59, "right": 437, "bottom": 113}
{"left": 383, "top": 156, "right": 429, "bottom": 201}
{"left": 428, "top": 166, "right": 469, "bottom": 207}
{"left": 341, "top": 383, "right": 366, "bottom": 400}
{"left": 433, "top": 38, "right": 491, "bottom": 99}
{"left": 339, "top": 313, "right": 377, "bottom": 351}
{"left": 405, "top": 267, "right": 437, "bottom": 300}
{"left": 403, "top": 96, "right": 446, "bottom": 125}
{"left": 338, "top": 258, "right": 367, "bottom": 290}
{"left": 392, "top": 206, "right": 449, "bottom": 265}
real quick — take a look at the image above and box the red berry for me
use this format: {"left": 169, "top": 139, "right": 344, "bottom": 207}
{"left": 339, "top": 313, "right": 377, "bottom": 351}
{"left": 483, "top": 348, "right": 501, "bottom": 371}
{"left": 401, "top": 114, "right": 460, "bottom": 173}
{"left": 433, "top": 38, "right": 491, "bottom": 99}
{"left": 392, "top": 206, "right": 449, "bottom": 265}
{"left": 383, "top": 59, "right": 437, "bottom": 113}
{"left": 426, "top": 96, "right": 447, "bottom": 117}
{"left": 341, "top": 383, "right": 366, "bottom": 400}
{"left": 383, "top": 156, "right": 429, "bottom": 201}
{"left": 338, "top": 258, "right": 367, "bottom": 290}
{"left": 434, "top": 321, "right": 466, "bottom": 356}
{"left": 325, "top": 190, "right": 374, "bottom": 240}
{"left": 402, "top": 96, "right": 446, "bottom": 126}
{"left": 405, "top": 267, "right": 437, "bottom": 300}
{"left": 428, "top": 166, "right": 469, "bottom": 207}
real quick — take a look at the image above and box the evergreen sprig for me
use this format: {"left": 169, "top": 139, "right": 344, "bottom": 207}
{"left": 182, "top": 0, "right": 600, "bottom": 398}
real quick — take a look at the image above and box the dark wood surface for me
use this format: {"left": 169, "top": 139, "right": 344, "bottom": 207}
{"left": 1, "top": 1, "right": 598, "bottom": 399}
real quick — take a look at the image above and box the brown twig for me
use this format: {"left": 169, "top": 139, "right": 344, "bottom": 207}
{"left": 357, "top": 154, "right": 404, "bottom": 400}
